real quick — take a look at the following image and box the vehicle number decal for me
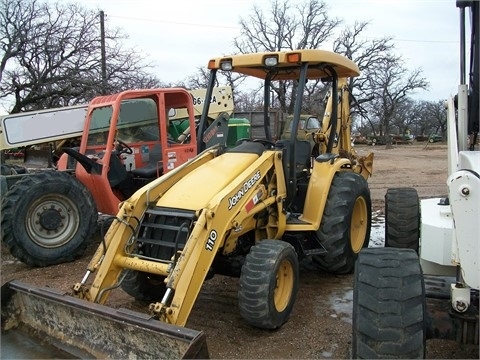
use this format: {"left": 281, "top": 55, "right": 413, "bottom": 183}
{"left": 205, "top": 230, "right": 218, "bottom": 251}
{"left": 192, "top": 95, "right": 217, "bottom": 106}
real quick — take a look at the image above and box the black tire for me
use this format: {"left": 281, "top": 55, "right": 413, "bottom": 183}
{"left": 238, "top": 240, "right": 299, "bottom": 329}
{"left": 352, "top": 247, "right": 426, "bottom": 359}
{"left": 313, "top": 171, "right": 372, "bottom": 274}
{"left": 1, "top": 171, "right": 97, "bottom": 267}
{"left": 385, "top": 187, "right": 420, "bottom": 252}
{"left": 120, "top": 270, "right": 166, "bottom": 301}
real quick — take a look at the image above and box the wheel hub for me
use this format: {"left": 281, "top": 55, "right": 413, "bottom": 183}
{"left": 274, "top": 259, "right": 294, "bottom": 312}
{"left": 351, "top": 197, "right": 368, "bottom": 253}
{"left": 39, "top": 208, "right": 64, "bottom": 231}
{"left": 26, "top": 195, "right": 79, "bottom": 248}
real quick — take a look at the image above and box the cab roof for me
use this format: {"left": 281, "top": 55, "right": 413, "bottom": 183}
{"left": 207, "top": 49, "right": 360, "bottom": 80}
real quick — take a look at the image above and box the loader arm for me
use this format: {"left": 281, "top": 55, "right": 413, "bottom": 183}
{"left": 75, "top": 146, "right": 220, "bottom": 302}
{"left": 158, "top": 147, "right": 287, "bottom": 326}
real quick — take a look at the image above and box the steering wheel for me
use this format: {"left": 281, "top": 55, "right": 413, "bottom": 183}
{"left": 114, "top": 139, "right": 133, "bottom": 154}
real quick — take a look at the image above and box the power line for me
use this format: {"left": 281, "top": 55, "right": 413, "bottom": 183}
{"left": 393, "top": 38, "right": 458, "bottom": 44}
{"left": 108, "top": 15, "right": 238, "bottom": 30}
{"left": 108, "top": 14, "right": 458, "bottom": 44}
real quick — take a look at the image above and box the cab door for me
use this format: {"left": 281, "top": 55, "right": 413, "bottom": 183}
{"left": 158, "top": 89, "right": 198, "bottom": 174}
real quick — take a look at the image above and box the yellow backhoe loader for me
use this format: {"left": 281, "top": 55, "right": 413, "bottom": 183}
{"left": 2, "top": 49, "right": 374, "bottom": 358}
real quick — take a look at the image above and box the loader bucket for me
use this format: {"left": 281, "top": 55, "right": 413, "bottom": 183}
{"left": 1, "top": 280, "right": 209, "bottom": 359}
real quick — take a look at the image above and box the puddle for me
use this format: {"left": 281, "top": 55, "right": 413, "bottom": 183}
{"left": 329, "top": 288, "right": 353, "bottom": 324}
{"left": 320, "top": 344, "right": 338, "bottom": 358}
{"left": 369, "top": 210, "right": 385, "bottom": 248}
{"left": 322, "top": 211, "right": 385, "bottom": 324}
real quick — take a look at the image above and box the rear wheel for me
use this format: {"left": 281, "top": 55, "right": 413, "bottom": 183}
{"left": 1, "top": 171, "right": 97, "bottom": 267}
{"left": 238, "top": 240, "right": 299, "bottom": 329}
{"left": 352, "top": 247, "right": 426, "bottom": 359}
{"left": 385, "top": 187, "right": 420, "bottom": 251}
{"left": 313, "top": 171, "right": 371, "bottom": 274}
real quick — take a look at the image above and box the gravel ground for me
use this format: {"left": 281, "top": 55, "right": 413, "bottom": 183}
{"left": 1, "top": 142, "right": 478, "bottom": 359}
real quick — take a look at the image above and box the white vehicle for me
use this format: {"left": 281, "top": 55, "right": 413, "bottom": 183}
{"left": 352, "top": 1, "right": 479, "bottom": 358}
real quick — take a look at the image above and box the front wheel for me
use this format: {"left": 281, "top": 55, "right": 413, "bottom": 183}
{"left": 313, "top": 171, "right": 372, "bottom": 274}
{"left": 1, "top": 171, "right": 97, "bottom": 267}
{"left": 238, "top": 240, "right": 299, "bottom": 329}
{"left": 352, "top": 247, "right": 426, "bottom": 359}
{"left": 120, "top": 270, "right": 167, "bottom": 301}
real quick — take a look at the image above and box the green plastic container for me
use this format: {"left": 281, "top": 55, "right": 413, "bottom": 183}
{"left": 227, "top": 118, "right": 251, "bottom": 147}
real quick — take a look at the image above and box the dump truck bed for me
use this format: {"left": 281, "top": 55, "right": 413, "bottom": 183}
{"left": 1, "top": 280, "right": 209, "bottom": 359}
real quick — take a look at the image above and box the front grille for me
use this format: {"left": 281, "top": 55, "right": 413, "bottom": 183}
{"left": 130, "top": 207, "right": 196, "bottom": 263}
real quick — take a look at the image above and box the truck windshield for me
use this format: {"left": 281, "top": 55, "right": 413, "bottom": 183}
{"left": 305, "top": 117, "right": 321, "bottom": 130}
{"left": 87, "top": 106, "right": 113, "bottom": 146}
{"left": 87, "top": 98, "right": 160, "bottom": 147}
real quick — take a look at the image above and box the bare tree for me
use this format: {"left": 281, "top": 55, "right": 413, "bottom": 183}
{"left": 232, "top": 0, "right": 340, "bottom": 114}
{"left": 365, "top": 56, "right": 429, "bottom": 136}
{"left": 234, "top": 0, "right": 340, "bottom": 52}
{"left": 390, "top": 98, "right": 419, "bottom": 135}
{"left": 423, "top": 100, "right": 447, "bottom": 138}
{"left": 333, "top": 22, "right": 394, "bottom": 116}
{"left": 233, "top": 89, "right": 264, "bottom": 112}
{"left": 185, "top": 66, "right": 211, "bottom": 89}
{"left": 0, "top": 0, "right": 162, "bottom": 113}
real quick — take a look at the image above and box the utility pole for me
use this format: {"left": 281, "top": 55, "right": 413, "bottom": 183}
{"left": 100, "top": 10, "right": 107, "bottom": 94}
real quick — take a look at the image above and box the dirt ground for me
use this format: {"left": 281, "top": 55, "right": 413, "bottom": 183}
{"left": 1, "top": 142, "right": 478, "bottom": 359}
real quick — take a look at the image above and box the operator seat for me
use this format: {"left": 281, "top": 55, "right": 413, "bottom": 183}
{"left": 108, "top": 152, "right": 134, "bottom": 195}
{"left": 107, "top": 153, "right": 130, "bottom": 187}
{"left": 130, "top": 144, "right": 163, "bottom": 178}
{"left": 228, "top": 140, "right": 266, "bottom": 156}
{"left": 275, "top": 139, "right": 311, "bottom": 177}
{"left": 275, "top": 139, "right": 311, "bottom": 213}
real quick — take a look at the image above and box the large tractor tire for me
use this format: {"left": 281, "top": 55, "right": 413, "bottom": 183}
{"left": 313, "top": 171, "right": 372, "bottom": 274}
{"left": 385, "top": 187, "right": 420, "bottom": 251}
{"left": 238, "top": 240, "right": 299, "bottom": 329}
{"left": 352, "top": 247, "right": 426, "bottom": 359}
{"left": 120, "top": 270, "right": 167, "bottom": 301}
{"left": 1, "top": 171, "right": 97, "bottom": 267}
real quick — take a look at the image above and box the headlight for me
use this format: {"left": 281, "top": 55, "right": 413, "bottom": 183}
{"left": 264, "top": 56, "right": 278, "bottom": 67}
{"left": 220, "top": 61, "right": 233, "bottom": 71}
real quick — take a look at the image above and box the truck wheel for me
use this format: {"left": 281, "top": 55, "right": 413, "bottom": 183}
{"left": 385, "top": 187, "right": 420, "bottom": 252}
{"left": 1, "top": 171, "right": 97, "bottom": 267}
{"left": 313, "top": 171, "right": 371, "bottom": 274}
{"left": 352, "top": 247, "right": 426, "bottom": 359}
{"left": 120, "top": 270, "right": 166, "bottom": 301}
{"left": 238, "top": 240, "right": 299, "bottom": 329}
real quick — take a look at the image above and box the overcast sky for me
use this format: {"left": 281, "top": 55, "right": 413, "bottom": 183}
{"left": 78, "top": 0, "right": 465, "bottom": 101}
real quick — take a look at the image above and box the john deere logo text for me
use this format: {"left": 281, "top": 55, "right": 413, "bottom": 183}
{"left": 228, "top": 170, "right": 261, "bottom": 210}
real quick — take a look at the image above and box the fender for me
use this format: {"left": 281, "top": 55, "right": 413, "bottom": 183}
{"left": 293, "top": 156, "right": 351, "bottom": 230}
